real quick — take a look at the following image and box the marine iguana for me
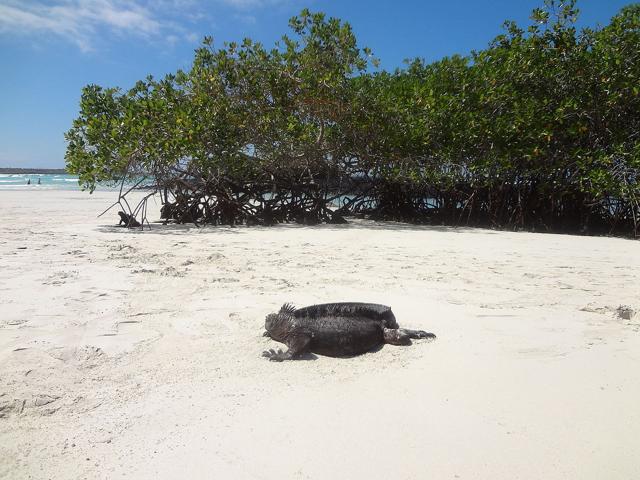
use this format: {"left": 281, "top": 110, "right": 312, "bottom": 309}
{"left": 262, "top": 302, "right": 435, "bottom": 361}
{"left": 118, "top": 211, "right": 141, "bottom": 228}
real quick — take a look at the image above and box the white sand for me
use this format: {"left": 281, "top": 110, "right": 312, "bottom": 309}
{"left": 1, "top": 189, "right": 639, "bottom": 479}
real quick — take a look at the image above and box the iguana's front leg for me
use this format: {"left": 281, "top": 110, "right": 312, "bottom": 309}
{"left": 262, "top": 335, "right": 311, "bottom": 361}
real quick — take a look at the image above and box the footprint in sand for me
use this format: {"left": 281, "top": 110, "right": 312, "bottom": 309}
{"left": 48, "top": 346, "right": 106, "bottom": 369}
{"left": 615, "top": 305, "right": 636, "bottom": 321}
{"left": 0, "top": 394, "right": 61, "bottom": 418}
{"left": 131, "top": 268, "right": 156, "bottom": 274}
{"left": 161, "top": 266, "right": 186, "bottom": 277}
{"left": 43, "top": 270, "right": 79, "bottom": 285}
{"left": 580, "top": 304, "right": 637, "bottom": 321}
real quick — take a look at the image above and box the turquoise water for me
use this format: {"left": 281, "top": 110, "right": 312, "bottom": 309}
{"left": 0, "top": 173, "right": 82, "bottom": 190}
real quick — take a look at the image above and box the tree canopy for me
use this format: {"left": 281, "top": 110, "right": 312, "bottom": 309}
{"left": 66, "top": 1, "right": 640, "bottom": 236}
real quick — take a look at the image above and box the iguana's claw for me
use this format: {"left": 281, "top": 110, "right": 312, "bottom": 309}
{"left": 262, "top": 348, "right": 285, "bottom": 361}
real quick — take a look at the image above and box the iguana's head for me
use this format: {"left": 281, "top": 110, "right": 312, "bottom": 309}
{"left": 264, "top": 303, "right": 296, "bottom": 341}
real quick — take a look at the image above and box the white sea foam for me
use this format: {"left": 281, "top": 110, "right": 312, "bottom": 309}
{"left": 0, "top": 173, "right": 79, "bottom": 190}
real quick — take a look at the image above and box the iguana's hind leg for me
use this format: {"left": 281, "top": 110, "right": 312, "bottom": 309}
{"left": 383, "top": 328, "right": 412, "bottom": 345}
{"left": 383, "top": 328, "right": 436, "bottom": 345}
{"left": 262, "top": 335, "right": 311, "bottom": 361}
{"left": 400, "top": 329, "right": 436, "bottom": 340}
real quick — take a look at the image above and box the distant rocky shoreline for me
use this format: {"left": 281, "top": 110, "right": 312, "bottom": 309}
{"left": 0, "top": 168, "right": 67, "bottom": 174}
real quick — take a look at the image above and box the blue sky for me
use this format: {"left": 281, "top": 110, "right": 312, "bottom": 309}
{"left": 0, "top": 0, "right": 633, "bottom": 168}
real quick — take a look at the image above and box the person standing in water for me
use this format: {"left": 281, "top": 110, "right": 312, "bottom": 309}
{"left": 27, "top": 178, "right": 31, "bottom": 185}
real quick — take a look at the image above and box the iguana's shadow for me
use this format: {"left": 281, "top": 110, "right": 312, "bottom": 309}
{"left": 366, "top": 344, "right": 385, "bottom": 354}
{"left": 296, "top": 352, "right": 319, "bottom": 361}
{"left": 320, "top": 344, "right": 386, "bottom": 360}
{"left": 295, "top": 347, "right": 384, "bottom": 361}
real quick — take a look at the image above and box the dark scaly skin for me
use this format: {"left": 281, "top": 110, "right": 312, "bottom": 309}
{"left": 262, "top": 303, "right": 435, "bottom": 361}
{"left": 117, "top": 211, "right": 141, "bottom": 228}
{"left": 293, "top": 302, "right": 399, "bottom": 329}
{"left": 261, "top": 302, "right": 397, "bottom": 338}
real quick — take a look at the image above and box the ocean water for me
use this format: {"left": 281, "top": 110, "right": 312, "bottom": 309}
{"left": 0, "top": 173, "right": 83, "bottom": 190}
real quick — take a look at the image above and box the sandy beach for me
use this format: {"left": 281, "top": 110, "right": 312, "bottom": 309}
{"left": 1, "top": 189, "right": 639, "bottom": 479}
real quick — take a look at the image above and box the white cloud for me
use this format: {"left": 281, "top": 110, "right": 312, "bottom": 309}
{"left": 185, "top": 31, "right": 200, "bottom": 43}
{"left": 222, "top": 0, "right": 261, "bottom": 8}
{"left": 234, "top": 13, "right": 257, "bottom": 25}
{"left": 0, "top": 0, "right": 297, "bottom": 51}
{"left": 166, "top": 34, "right": 180, "bottom": 46}
{"left": 219, "top": 0, "right": 288, "bottom": 10}
{"left": 0, "top": 0, "right": 169, "bottom": 51}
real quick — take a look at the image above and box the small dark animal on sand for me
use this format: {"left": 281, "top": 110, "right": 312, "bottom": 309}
{"left": 262, "top": 302, "right": 435, "bottom": 361}
{"left": 118, "top": 211, "right": 141, "bottom": 228}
